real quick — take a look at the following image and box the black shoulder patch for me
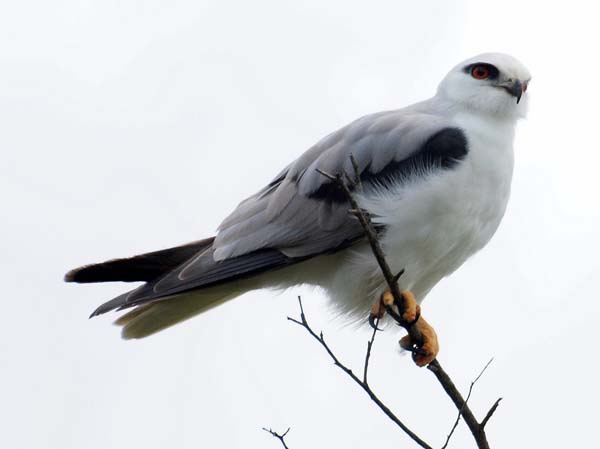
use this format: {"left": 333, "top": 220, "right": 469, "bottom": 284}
{"left": 419, "top": 127, "right": 469, "bottom": 169}
{"left": 309, "top": 127, "right": 468, "bottom": 202}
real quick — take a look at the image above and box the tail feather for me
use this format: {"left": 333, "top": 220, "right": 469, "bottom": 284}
{"left": 113, "top": 303, "right": 153, "bottom": 326}
{"left": 67, "top": 236, "right": 270, "bottom": 338}
{"left": 118, "top": 285, "right": 243, "bottom": 339}
{"left": 65, "top": 238, "right": 214, "bottom": 283}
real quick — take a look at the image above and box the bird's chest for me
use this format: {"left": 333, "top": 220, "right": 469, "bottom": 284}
{"left": 372, "top": 116, "right": 515, "bottom": 293}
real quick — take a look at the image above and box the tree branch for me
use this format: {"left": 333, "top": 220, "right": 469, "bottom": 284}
{"left": 440, "top": 359, "right": 494, "bottom": 449}
{"left": 481, "top": 398, "right": 502, "bottom": 429}
{"left": 262, "top": 427, "right": 291, "bottom": 449}
{"left": 363, "top": 312, "right": 379, "bottom": 384}
{"left": 315, "top": 166, "right": 424, "bottom": 346}
{"left": 288, "top": 297, "right": 433, "bottom": 449}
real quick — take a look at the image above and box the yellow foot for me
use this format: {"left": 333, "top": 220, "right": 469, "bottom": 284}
{"left": 399, "top": 315, "right": 439, "bottom": 367}
{"left": 369, "top": 289, "right": 419, "bottom": 324}
{"left": 368, "top": 288, "right": 439, "bottom": 367}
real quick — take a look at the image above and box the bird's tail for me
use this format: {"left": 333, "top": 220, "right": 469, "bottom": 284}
{"left": 66, "top": 237, "right": 283, "bottom": 339}
{"left": 65, "top": 237, "right": 251, "bottom": 339}
{"left": 115, "top": 283, "right": 248, "bottom": 339}
{"left": 64, "top": 238, "right": 215, "bottom": 283}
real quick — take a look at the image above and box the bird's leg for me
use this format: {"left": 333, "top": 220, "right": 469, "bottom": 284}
{"left": 369, "top": 289, "right": 439, "bottom": 367}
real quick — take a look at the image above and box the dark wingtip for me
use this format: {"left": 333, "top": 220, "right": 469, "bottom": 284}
{"left": 63, "top": 261, "right": 134, "bottom": 284}
{"left": 89, "top": 303, "right": 112, "bottom": 319}
{"left": 64, "top": 268, "right": 80, "bottom": 283}
{"left": 64, "top": 264, "right": 98, "bottom": 283}
{"left": 89, "top": 294, "right": 131, "bottom": 319}
{"left": 89, "top": 306, "right": 107, "bottom": 319}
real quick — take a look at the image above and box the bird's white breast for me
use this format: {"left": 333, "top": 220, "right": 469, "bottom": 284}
{"left": 324, "top": 112, "right": 516, "bottom": 320}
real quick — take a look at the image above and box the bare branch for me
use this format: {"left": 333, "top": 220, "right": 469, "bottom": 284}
{"left": 316, "top": 168, "right": 423, "bottom": 346}
{"left": 262, "top": 427, "right": 291, "bottom": 449}
{"left": 481, "top": 398, "right": 502, "bottom": 429}
{"left": 288, "top": 297, "right": 433, "bottom": 449}
{"left": 427, "top": 361, "right": 492, "bottom": 449}
{"left": 363, "top": 312, "right": 380, "bottom": 384}
{"left": 349, "top": 153, "right": 363, "bottom": 190}
{"left": 441, "top": 359, "right": 494, "bottom": 449}
{"left": 472, "top": 359, "right": 494, "bottom": 385}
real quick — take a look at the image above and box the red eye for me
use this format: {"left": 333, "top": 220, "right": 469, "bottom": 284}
{"left": 471, "top": 65, "right": 490, "bottom": 80}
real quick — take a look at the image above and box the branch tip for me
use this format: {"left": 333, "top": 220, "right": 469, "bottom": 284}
{"left": 481, "top": 398, "right": 502, "bottom": 429}
{"left": 262, "top": 427, "right": 291, "bottom": 449}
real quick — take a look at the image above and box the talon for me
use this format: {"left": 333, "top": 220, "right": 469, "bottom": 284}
{"left": 399, "top": 334, "right": 413, "bottom": 351}
{"left": 368, "top": 313, "right": 383, "bottom": 331}
{"left": 399, "top": 315, "right": 439, "bottom": 367}
{"left": 369, "top": 297, "right": 386, "bottom": 330}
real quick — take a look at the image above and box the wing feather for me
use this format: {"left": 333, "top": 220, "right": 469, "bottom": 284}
{"left": 214, "top": 111, "right": 455, "bottom": 261}
{"left": 92, "top": 110, "right": 468, "bottom": 315}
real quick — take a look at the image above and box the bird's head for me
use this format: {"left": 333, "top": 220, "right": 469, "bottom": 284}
{"left": 437, "top": 52, "right": 531, "bottom": 119}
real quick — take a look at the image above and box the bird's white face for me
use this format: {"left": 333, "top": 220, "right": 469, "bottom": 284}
{"left": 437, "top": 52, "right": 531, "bottom": 119}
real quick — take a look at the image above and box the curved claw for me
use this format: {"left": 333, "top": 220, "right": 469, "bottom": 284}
{"left": 399, "top": 334, "right": 415, "bottom": 351}
{"left": 368, "top": 313, "right": 384, "bottom": 331}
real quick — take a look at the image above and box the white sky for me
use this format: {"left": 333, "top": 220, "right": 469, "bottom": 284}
{"left": 2, "top": 1, "right": 599, "bottom": 448}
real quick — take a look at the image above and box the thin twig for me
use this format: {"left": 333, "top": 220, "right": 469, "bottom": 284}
{"left": 481, "top": 398, "right": 502, "bottom": 429}
{"left": 349, "top": 153, "right": 363, "bottom": 189}
{"left": 427, "top": 361, "right": 494, "bottom": 449}
{"left": 262, "top": 427, "right": 291, "bottom": 449}
{"left": 316, "top": 168, "right": 423, "bottom": 346}
{"left": 441, "top": 359, "right": 494, "bottom": 449}
{"left": 288, "top": 297, "right": 433, "bottom": 449}
{"left": 362, "top": 311, "right": 382, "bottom": 384}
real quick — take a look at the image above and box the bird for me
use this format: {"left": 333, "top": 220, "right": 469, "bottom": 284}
{"left": 65, "top": 52, "right": 530, "bottom": 366}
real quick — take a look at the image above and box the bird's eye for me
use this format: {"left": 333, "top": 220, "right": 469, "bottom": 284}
{"left": 471, "top": 65, "right": 491, "bottom": 80}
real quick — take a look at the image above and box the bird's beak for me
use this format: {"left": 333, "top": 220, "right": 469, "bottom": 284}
{"left": 497, "top": 79, "right": 524, "bottom": 104}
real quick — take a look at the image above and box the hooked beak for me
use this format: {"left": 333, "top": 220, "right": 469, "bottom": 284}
{"left": 497, "top": 79, "right": 524, "bottom": 104}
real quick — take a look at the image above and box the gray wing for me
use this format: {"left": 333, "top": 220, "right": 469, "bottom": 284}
{"left": 91, "top": 110, "right": 468, "bottom": 314}
{"left": 213, "top": 110, "right": 458, "bottom": 260}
